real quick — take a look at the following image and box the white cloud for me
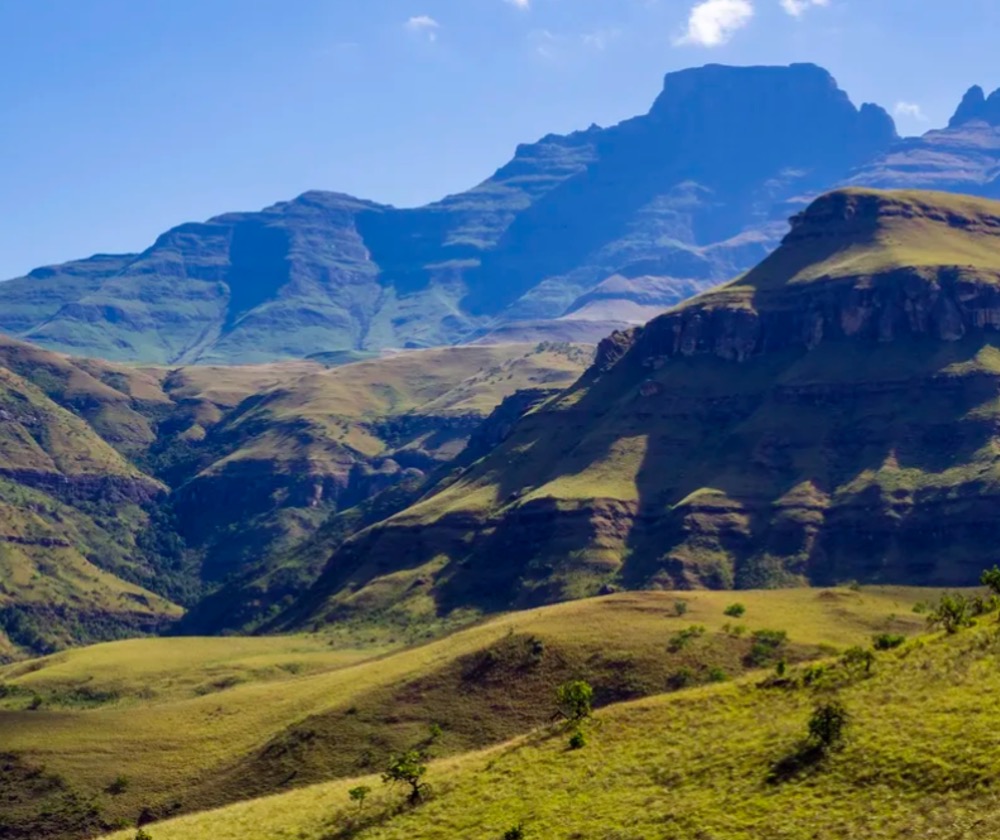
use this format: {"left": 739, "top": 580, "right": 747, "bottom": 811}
{"left": 675, "top": 0, "right": 754, "bottom": 47}
{"left": 780, "top": 0, "right": 829, "bottom": 16}
{"left": 506, "top": 0, "right": 530, "bottom": 8}
{"left": 581, "top": 28, "right": 621, "bottom": 51}
{"left": 405, "top": 15, "right": 440, "bottom": 41}
{"left": 894, "top": 101, "right": 929, "bottom": 122}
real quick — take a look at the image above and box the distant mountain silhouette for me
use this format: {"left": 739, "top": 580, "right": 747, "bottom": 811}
{"left": 0, "top": 63, "right": 903, "bottom": 363}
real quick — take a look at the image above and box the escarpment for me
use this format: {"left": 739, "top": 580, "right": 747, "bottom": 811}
{"left": 283, "top": 189, "right": 1000, "bottom": 629}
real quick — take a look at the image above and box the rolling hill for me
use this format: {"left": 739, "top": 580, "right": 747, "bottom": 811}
{"left": 280, "top": 188, "right": 1000, "bottom": 633}
{"left": 92, "top": 598, "right": 1000, "bottom": 840}
{"left": 0, "top": 586, "right": 933, "bottom": 839}
{"left": 0, "top": 63, "right": 897, "bottom": 363}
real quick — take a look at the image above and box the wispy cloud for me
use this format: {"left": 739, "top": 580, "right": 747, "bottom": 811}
{"left": 780, "top": 0, "right": 829, "bottom": 16}
{"left": 405, "top": 15, "right": 440, "bottom": 41}
{"left": 675, "top": 0, "right": 754, "bottom": 47}
{"left": 529, "top": 27, "right": 621, "bottom": 60}
{"left": 506, "top": 0, "right": 530, "bottom": 9}
{"left": 894, "top": 101, "right": 929, "bottom": 122}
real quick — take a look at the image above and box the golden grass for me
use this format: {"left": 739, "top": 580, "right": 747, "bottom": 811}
{"left": 0, "top": 587, "right": 939, "bottom": 829}
{"left": 98, "top": 595, "right": 1000, "bottom": 840}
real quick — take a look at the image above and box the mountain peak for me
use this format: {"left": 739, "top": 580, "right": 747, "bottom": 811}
{"left": 948, "top": 84, "right": 1000, "bottom": 127}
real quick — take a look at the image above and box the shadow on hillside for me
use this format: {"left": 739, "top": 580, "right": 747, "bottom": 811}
{"left": 767, "top": 742, "right": 827, "bottom": 785}
{"left": 620, "top": 332, "right": 1000, "bottom": 591}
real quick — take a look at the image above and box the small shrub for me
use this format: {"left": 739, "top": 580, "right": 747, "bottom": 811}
{"left": 670, "top": 667, "right": 695, "bottom": 689}
{"left": 568, "top": 729, "right": 587, "bottom": 750}
{"left": 707, "top": 666, "right": 728, "bottom": 683}
{"left": 673, "top": 600, "right": 689, "bottom": 617}
{"left": 428, "top": 723, "right": 443, "bottom": 741}
{"left": 775, "top": 659, "right": 787, "bottom": 677}
{"left": 134, "top": 831, "right": 154, "bottom": 840}
{"left": 847, "top": 581, "right": 862, "bottom": 592}
{"left": 724, "top": 603, "right": 746, "bottom": 618}
{"left": 912, "top": 601, "right": 929, "bottom": 615}
{"left": 808, "top": 700, "right": 850, "bottom": 750}
{"left": 28, "top": 694, "right": 43, "bottom": 711}
{"left": 872, "top": 633, "right": 905, "bottom": 651}
{"left": 841, "top": 646, "right": 875, "bottom": 674}
{"left": 106, "top": 774, "right": 130, "bottom": 795}
{"left": 503, "top": 824, "right": 526, "bottom": 840}
{"left": 668, "top": 625, "right": 706, "bottom": 652}
{"left": 747, "top": 629, "right": 788, "bottom": 666}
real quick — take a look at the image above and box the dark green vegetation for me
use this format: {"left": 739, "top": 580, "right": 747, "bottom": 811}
{"left": 0, "top": 63, "right": 899, "bottom": 363}
{"left": 0, "top": 339, "right": 589, "bottom": 658}
{"left": 281, "top": 188, "right": 1000, "bottom": 632}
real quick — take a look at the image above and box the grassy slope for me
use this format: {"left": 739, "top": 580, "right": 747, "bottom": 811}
{"left": 0, "top": 587, "right": 932, "bottom": 835}
{"left": 97, "top": 589, "right": 996, "bottom": 840}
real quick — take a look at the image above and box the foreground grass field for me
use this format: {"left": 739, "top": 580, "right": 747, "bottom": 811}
{"left": 100, "top": 598, "right": 1000, "bottom": 840}
{"left": 0, "top": 587, "right": 935, "bottom": 837}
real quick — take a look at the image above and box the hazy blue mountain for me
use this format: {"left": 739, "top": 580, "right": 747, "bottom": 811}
{"left": 0, "top": 63, "right": 898, "bottom": 363}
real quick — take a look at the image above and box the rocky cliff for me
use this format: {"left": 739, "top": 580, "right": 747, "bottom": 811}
{"left": 282, "top": 189, "right": 1000, "bottom": 630}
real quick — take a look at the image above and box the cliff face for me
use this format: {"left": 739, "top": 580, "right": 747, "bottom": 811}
{"left": 284, "top": 189, "right": 1000, "bottom": 628}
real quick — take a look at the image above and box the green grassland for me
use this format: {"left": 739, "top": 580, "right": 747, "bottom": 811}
{"left": 0, "top": 587, "right": 934, "bottom": 837}
{"left": 86, "top": 586, "right": 997, "bottom": 840}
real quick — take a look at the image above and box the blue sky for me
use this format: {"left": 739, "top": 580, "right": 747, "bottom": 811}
{"left": 1, "top": 0, "right": 998, "bottom": 278}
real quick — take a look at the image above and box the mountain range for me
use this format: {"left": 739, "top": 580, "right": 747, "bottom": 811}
{"left": 7, "top": 62, "right": 1000, "bottom": 654}
{"left": 0, "top": 63, "right": 905, "bottom": 363}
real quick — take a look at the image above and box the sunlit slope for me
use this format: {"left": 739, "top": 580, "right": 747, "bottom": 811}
{"left": 288, "top": 189, "right": 1000, "bottom": 628}
{"left": 0, "top": 587, "right": 931, "bottom": 836}
{"left": 102, "top": 598, "right": 1000, "bottom": 840}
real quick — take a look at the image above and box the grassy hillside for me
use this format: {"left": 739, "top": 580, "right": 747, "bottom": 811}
{"left": 285, "top": 189, "right": 1000, "bottom": 630}
{"left": 94, "top": 587, "right": 997, "bottom": 840}
{"left": 0, "top": 587, "right": 933, "bottom": 837}
{"left": 0, "top": 335, "right": 590, "bottom": 655}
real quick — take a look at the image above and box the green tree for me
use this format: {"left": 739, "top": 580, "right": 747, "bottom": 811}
{"left": 724, "top": 603, "right": 746, "bottom": 618}
{"left": 808, "top": 700, "right": 849, "bottom": 750}
{"left": 927, "top": 593, "right": 974, "bottom": 634}
{"left": 382, "top": 750, "right": 429, "bottom": 805}
{"left": 134, "top": 831, "right": 154, "bottom": 840}
{"left": 981, "top": 565, "right": 1000, "bottom": 596}
{"left": 503, "top": 823, "right": 526, "bottom": 840}
{"left": 348, "top": 785, "right": 371, "bottom": 810}
{"left": 556, "top": 680, "right": 593, "bottom": 724}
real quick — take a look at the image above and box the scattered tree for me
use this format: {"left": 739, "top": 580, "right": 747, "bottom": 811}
{"left": 503, "top": 823, "right": 526, "bottom": 839}
{"left": 556, "top": 680, "right": 593, "bottom": 725}
{"left": 981, "top": 565, "right": 1000, "bottom": 596}
{"left": 841, "top": 646, "right": 875, "bottom": 674}
{"left": 568, "top": 730, "right": 587, "bottom": 750}
{"left": 382, "top": 750, "right": 429, "bottom": 805}
{"left": 668, "top": 625, "right": 706, "bottom": 652}
{"left": 808, "top": 700, "right": 850, "bottom": 751}
{"left": 134, "top": 831, "right": 153, "bottom": 840}
{"left": 927, "top": 593, "right": 975, "bottom": 634}
{"left": 724, "top": 603, "right": 746, "bottom": 618}
{"left": 674, "top": 600, "right": 689, "bottom": 617}
{"left": 348, "top": 785, "right": 371, "bottom": 811}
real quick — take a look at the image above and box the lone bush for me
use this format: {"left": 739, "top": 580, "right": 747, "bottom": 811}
{"left": 808, "top": 700, "right": 850, "bottom": 750}
{"left": 503, "top": 824, "right": 526, "bottom": 840}
{"left": 747, "top": 629, "right": 787, "bottom": 666}
{"left": 568, "top": 730, "right": 587, "bottom": 750}
{"left": 872, "top": 633, "right": 905, "bottom": 651}
{"left": 673, "top": 600, "right": 689, "bottom": 616}
{"left": 724, "top": 603, "right": 746, "bottom": 618}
